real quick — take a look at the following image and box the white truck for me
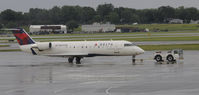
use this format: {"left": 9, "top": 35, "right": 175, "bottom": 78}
{"left": 154, "top": 49, "right": 183, "bottom": 62}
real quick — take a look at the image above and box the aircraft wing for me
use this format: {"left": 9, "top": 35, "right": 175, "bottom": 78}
{"left": 43, "top": 53, "right": 89, "bottom": 57}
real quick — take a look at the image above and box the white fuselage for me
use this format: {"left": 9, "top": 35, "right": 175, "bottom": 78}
{"left": 19, "top": 40, "right": 144, "bottom": 57}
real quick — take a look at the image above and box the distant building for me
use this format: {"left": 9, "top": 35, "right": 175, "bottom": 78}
{"left": 116, "top": 26, "right": 141, "bottom": 33}
{"left": 29, "top": 25, "right": 67, "bottom": 35}
{"left": 82, "top": 22, "right": 116, "bottom": 33}
{"left": 190, "top": 20, "right": 199, "bottom": 24}
{"left": 133, "top": 22, "right": 138, "bottom": 25}
{"left": 169, "top": 19, "right": 183, "bottom": 24}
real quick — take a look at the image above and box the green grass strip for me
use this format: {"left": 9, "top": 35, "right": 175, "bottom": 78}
{"left": 139, "top": 44, "right": 199, "bottom": 51}
{"left": 118, "top": 24, "right": 199, "bottom": 31}
{"left": 0, "top": 45, "right": 9, "bottom": 47}
{"left": 31, "top": 30, "right": 199, "bottom": 37}
{"left": 35, "top": 36, "right": 199, "bottom": 42}
{"left": 124, "top": 36, "right": 199, "bottom": 42}
{"left": 0, "top": 49, "right": 21, "bottom": 52}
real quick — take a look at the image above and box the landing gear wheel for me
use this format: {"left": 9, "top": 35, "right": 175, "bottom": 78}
{"left": 132, "top": 55, "right": 136, "bottom": 65}
{"left": 76, "top": 57, "right": 82, "bottom": 64}
{"left": 167, "top": 55, "right": 174, "bottom": 62}
{"left": 155, "top": 55, "right": 162, "bottom": 62}
{"left": 68, "top": 57, "right": 74, "bottom": 63}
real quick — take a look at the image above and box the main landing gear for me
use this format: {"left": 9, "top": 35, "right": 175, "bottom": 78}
{"left": 68, "top": 57, "right": 74, "bottom": 63}
{"left": 68, "top": 56, "right": 82, "bottom": 64}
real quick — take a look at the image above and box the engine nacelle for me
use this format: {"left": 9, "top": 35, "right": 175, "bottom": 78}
{"left": 35, "top": 42, "right": 52, "bottom": 50}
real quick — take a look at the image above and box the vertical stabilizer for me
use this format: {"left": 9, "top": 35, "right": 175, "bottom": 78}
{"left": 11, "top": 28, "right": 35, "bottom": 45}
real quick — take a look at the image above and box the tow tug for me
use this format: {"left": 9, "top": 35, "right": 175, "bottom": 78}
{"left": 154, "top": 49, "right": 183, "bottom": 63}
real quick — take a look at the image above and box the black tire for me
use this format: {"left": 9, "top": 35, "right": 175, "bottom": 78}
{"left": 167, "top": 55, "right": 174, "bottom": 62}
{"left": 155, "top": 55, "right": 162, "bottom": 62}
{"left": 68, "top": 57, "right": 74, "bottom": 63}
{"left": 76, "top": 57, "right": 81, "bottom": 64}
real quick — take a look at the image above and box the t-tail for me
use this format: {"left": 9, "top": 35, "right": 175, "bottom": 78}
{"left": 11, "top": 28, "right": 35, "bottom": 45}
{"left": 9, "top": 28, "right": 37, "bottom": 55}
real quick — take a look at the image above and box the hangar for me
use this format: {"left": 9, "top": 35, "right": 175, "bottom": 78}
{"left": 82, "top": 22, "right": 115, "bottom": 33}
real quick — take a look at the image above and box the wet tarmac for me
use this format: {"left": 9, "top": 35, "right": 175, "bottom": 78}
{"left": 0, "top": 51, "right": 199, "bottom": 95}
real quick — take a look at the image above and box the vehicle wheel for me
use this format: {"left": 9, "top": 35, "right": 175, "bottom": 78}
{"left": 155, "top": 55, "right": 162, "bottom": 62}
{"left": 76, "top": 57, "right": 81, "bottom": 64}
{"left": 167, "top": 55, "right": 174, "bottom": 62}
{"left": 68, "top": 57, "right": 74, "bottom": 63}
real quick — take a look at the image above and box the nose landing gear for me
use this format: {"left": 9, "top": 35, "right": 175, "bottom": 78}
{"left": 132, "top": 55, "right": 136, "bottom": 65}
{"left": 132, "top": 55, "right": 136, "bottom": 63}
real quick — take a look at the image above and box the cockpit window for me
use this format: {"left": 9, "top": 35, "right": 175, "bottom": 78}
{"left": 124, "top": 43, "right": 135, "bottom": 47}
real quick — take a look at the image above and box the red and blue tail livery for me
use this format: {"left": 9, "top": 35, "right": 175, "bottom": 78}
{"left": 11, "top": 28, "right": 35, "bottom": 45}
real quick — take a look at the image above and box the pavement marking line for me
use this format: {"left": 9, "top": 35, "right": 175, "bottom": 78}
{"left": 5, "top": 88, "right": 26, "bottom": 94}
{"left": 105, "top": 87, "right": 114, "bottom": 95}
{"left": 54, "top": 87, "right": 69, "bottom": 94}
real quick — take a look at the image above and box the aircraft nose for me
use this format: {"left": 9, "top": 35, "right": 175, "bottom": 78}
{"left": 139, "top": 48, "right": 145, "bottom": 54}
{"left": 137, "top": 47, "right": 145, "bottom": 54}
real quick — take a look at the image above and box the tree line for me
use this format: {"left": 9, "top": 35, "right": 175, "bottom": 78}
{"left": 0, "top": 4, "right": 199, "bottom": 28}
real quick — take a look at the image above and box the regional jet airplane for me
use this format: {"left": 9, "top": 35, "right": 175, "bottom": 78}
{"left": 10, "top": 28, "right": 144, "bottom": 64}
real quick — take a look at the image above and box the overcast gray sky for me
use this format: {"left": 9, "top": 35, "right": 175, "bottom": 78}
{"left": 1, "top": 0, "right": 199, "bottom": 12}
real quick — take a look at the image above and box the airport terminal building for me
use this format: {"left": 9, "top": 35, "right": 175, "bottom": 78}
{"left": 29, "top": 25, "right": 67, "bottom": 35}
{"left": 82, "top": 22, "right": 116, "bottom": 33}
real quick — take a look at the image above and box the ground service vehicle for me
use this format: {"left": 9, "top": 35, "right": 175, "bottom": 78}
{"left": 154, "top": 49, "right": 183, "bottom": 62}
